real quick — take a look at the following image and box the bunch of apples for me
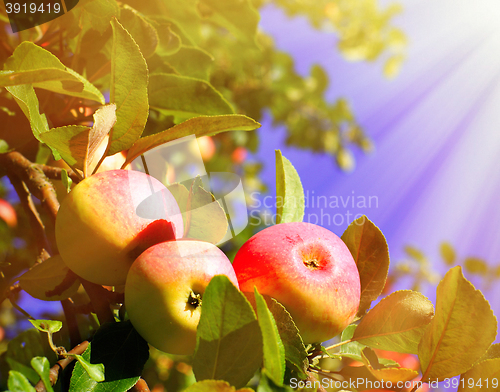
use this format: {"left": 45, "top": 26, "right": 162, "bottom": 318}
{"left": 56, "top": 169, "right": 361, "bottom": 355}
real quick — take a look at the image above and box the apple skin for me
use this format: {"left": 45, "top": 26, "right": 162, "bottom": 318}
{"left": 56, "top": 170, "right": 183, "bottom": 286}
{"left": 232, "top": 222, "right": 360, "bottom": 344}
{"left": 0, "top": 199, "right": 17, "bottom": 228}
{"left": 124, "top": 240, "right": 239, "bottom": 355}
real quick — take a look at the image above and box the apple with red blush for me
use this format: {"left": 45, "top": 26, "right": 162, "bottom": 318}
{"left": 232, "top": 222, "right": 361, "bottom": 344}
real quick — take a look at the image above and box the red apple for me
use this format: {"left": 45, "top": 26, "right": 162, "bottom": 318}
{"left": 124, "top": 240, "right": 239, "bottom": 355}
{"left": 232, "top": 222, "right": 360, "bottom": 344}
{"left": 0, "top": 199, "right": 17, "bottom": 228}
{"left": 55, "top": 170, "right": 183, "bottom": 286}
{"left": 231, "top": 147, "right": 247, "bottom": 164}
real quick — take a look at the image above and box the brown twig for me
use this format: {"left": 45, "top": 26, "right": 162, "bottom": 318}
{"left": 61, "top": 299, "right": 82, "bottom": 348}
{"left": 7, "top": 174, "right": 52, "bottom": 254}
{"left": 306, "top": 371, "right": 327, "bottom": 392}
{"left": 131, "top": 378, "right": 151, "bottom": 392}
{"left": 80, "top": 279, "right": 115, "bottom": 325}
{"left": 71, "top": 301, "right": 94, "bottom": 315}
{"left": 34, "top": 341, "right": 89, "bottom": 392}
{"left": 0, "top": 151, "right": 60, "bottom": 222}
{"left": 37, "top": 164, "right": 81, "bottom": 184}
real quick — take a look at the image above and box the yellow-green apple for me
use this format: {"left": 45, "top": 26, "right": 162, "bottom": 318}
{"left": 124, "top": 240, "right": 239, "bottom": 355}
{"left": 196, "top": 136, "right": 216, "bottom": 161}
{"left": 55, "top": 170, "right": 183, "bottom": 286}
{"left": 232, "top": 222, "right": 360, "bottom": 344}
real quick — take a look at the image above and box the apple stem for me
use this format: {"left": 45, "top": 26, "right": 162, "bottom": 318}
{"left": 304, "top": 258, "right": 321, "bottom": 270}
{"left": 309, "top": 367, "right": 342, "bottom": 379}
{"left": 80, "top": 279, "right": 116, "bottom": 324}
{"left": 322, "top": 338, "right": 352, "bottom": 354}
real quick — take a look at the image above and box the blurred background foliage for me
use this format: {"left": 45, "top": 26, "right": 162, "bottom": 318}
{"left": 0, "top": 0, "right": 414, "bottom": 389}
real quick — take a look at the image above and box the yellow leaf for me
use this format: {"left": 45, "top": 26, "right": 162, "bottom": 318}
{"left": 418, "top": 266, "right": 497, "bottom": 381}
{"left": 341, "top": 216, "right": 390, "bottom": 318}
{"left": 458, "top": 359, "right": 500, "bottom": 391}
{"left": 440, "top": 242, "right": 456, "bottom": 265}
{"left": 19, "top": 255, "right": 80, "bottom": 301}
{"left": 353, "top": 290, "right": 434, "bottom": 354}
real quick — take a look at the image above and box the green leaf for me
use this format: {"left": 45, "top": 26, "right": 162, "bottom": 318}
{"left": 124, "top": 114, "right": 260, "bottom": 166}
{"left": 5, "top": 329, "right": 54, "bottom": 383}
{"left": 74, "top": 354, "right": 105, "bottom": 382}
{"left": 440, "top": 242, "right": 456, "bottom": 265}
{"left": 69, "top": 321, "right": 149, "bottom": 392}
{"left": 30, "top": 357, "right": 54, "bottom": 392}
{"left": 109, "top": 18, "right": 149, "bottom": 155}
{"left": 40, "top": 104, "right": 116, "bottom": 177}
{"left": 149, "top": 1, "right": 202, "bottom": 45}
{"left": 0, "top": 69, "right": 82, "bottom": 89}
{"left": 154, "top": 20, "right": 182, "bottom": 56}
{"left": 184, "top": 380, "right": 254, "bottom": 392}
{"left": 193, "top": 275, "right": 263, "bottom": 388}
{"left": 418, "top": 266, "right": 497, "bottom": 381}
{"left": 3, "top": 42, "right": 104, "bottom": 103}
{"left": 353, "top": 290, "right": 434, "bottom": 354}
{"left": 275, "top": 150, "right": 304, "bottom": 224}
{"left": 119, "top": 5, "right": 159, "bottom": 58}
{"left": 166, "top": 46, "right": 214, "bottom": 80}
{"left": 7, "top": 371, "right": 36, "bottom": 392}
{"left": 61, "top": 169, "right": 73, "bottom": 193}
{"left": 5, "top": 85, "right": 50, "bottom": 145}
{"left": 341, "top": 216, "right": 390, "bottom": 318}
{"left": 458, "top": 359, "right": 500, "bottom": 391}
{"left": 29, "top": 320, "right": 63, "bottom": 334}
{"left": 0, "top": 139, "right": 10, "bottom": 153}
{"left": 19, "top": 255, "right": 80, "bottom": 301}
{"left": 254, "top": 288, "right": 286, "bottom": 386}
{"left": 35, "top": 143, "right": 52, "bottom": 164}
{"left": 148, "top": 73, "right": 234, "bottom": 123}
{"left": 80, "top": 0, "right": 120, "bottom": 34}
{"left": 199, "top": 0, "right": 259, "bottom": 44}
{"left": 324, "top": 331, "right": 398, "bottom": 367}
{"left": 6, "top": 358, "right": 39, "bottom": 384}
{"left": 257, "top": 373, "right": 295, "bottom": 392}
{"left": 265, "top": 298, "right": 308, "bottom": 378}
{"left": 245, "top": 293, "right": 308, "bottom": 379}
{"left": 335, "top": 324, "right": 367, "bottom": 360}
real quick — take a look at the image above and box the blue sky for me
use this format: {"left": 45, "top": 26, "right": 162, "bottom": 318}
{"left": 255, "top": 0, "right": 500, "bottom": 340}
